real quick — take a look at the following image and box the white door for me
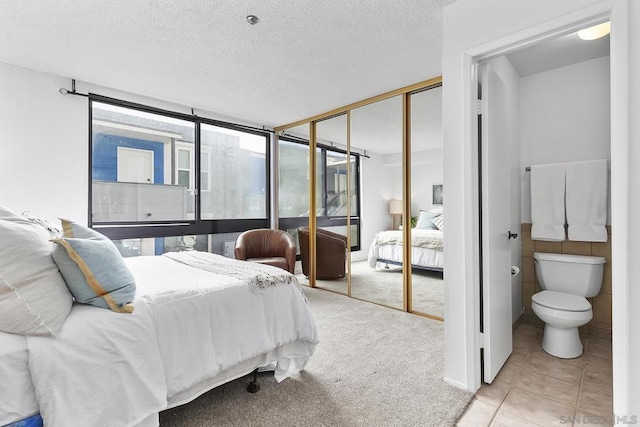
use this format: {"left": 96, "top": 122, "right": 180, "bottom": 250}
{"left": 117, "top": 147, "right": 154, "bottom": 183}
{"left": 481, "top": 60, "right": 513, "bottom": 383}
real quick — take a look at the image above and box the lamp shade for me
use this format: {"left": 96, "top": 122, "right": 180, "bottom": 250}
{"left": 389, "top": 199, "right": 402, "bottom": 215}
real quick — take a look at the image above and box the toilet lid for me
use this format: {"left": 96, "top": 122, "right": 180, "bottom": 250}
{"left": 532, "top": 290, "right": 591, "bottom": 312}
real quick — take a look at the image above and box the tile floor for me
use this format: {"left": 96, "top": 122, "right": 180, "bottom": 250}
{"left": 456, "top": 322, "right": 613, "bottom": 426}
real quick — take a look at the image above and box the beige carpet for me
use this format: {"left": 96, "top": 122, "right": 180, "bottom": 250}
{"left": 159, "top": 286, "right": 472, "bottom": 427}
{"left": 310, "top": 260, "right": 444, "bottom": 318}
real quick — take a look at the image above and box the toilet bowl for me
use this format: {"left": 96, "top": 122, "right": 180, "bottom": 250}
{"left": 531, "top": 290, "right": 592, "bottom": 358}
{"left": 532, "top": 252, "right": 605, "bottom": 358}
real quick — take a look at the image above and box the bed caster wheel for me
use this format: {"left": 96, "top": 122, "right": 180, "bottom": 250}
{"left": 247, "top": 368, "right": 260, "bottom": 393}
{"left": 247, "top": 381, "right": 260, "bottom": 393}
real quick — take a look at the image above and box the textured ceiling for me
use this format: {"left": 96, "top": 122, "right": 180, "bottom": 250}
{"left": 0, "top": 0, "right": 450, "bottom": 129}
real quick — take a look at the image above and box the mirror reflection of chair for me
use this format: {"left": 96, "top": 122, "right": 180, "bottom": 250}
{"left": 234, "top": 229, "right": 296, "bottom": 273}
{"left": 298, "top": 226, "right": 347, "bottom": 280}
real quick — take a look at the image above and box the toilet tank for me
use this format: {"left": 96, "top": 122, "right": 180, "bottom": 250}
{"left": 533, "top": 252, "right": 605, "bottom": 297}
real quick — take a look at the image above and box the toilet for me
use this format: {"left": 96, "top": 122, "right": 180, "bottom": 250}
{"left": 531, "top": 252, "right": 605, "bottom": 358}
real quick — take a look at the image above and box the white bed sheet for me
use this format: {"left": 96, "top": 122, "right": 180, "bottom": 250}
{"left": 367, "top": 229, "right": 444, "bottom": 270}
{"left": 3, "top": 254, "right": 317, "bottom": 427}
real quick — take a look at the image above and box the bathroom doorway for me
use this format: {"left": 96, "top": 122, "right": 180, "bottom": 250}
{"left": 477, "top": 22, "right": 612, "bottom": 385}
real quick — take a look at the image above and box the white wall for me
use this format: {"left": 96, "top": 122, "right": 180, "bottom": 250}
{"left": 520, "top": 56, "right": 611, "bottom": 224}
{"left": 0, "top": 63, "right": 87, "bottom": 224}
{"left": 442, "top": 4, "right": 640, "bottom": 419}
{"left": 388, "top": 148, "right": 444, "bottom": 215}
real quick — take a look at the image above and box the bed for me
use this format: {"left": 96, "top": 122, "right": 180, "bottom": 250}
{"left": 367, "top": 228, "right": 444, "bottom": 272}
{"left": 0, "top": 209, "right": 318, "bottom": 427}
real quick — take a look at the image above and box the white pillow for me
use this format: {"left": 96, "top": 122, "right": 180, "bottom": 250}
{"left": 0, "top": 206, "right": 73, "bottom": 336}
{"left": 415, "top": 211, "right": 438, "bottom": 230}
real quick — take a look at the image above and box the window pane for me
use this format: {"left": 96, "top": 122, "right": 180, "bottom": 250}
{"left": 201, "top": 171, "right": 210, "bottom": 192}
{"left": 278, "top": 139, "right": 323, "bottom": 218}
{"left": 91, "top": 101, "right": 195, "bottom": 223}
{"left": 326, "top": 150, "right": 349, "bottom": 217}
{"left": 349, "top": 155, "right": 358, "bottom": 215}
{"left": 178, "top": 149, "right": 190, "bottom": 169}
{"left": 178, "top": 170, "right": 190, "bottom": 187}
{"left": 112, "top": 233, "right": 241, "bottom": 257}
{"left": 200, "top": 124, "right": 267, "bottom": 219}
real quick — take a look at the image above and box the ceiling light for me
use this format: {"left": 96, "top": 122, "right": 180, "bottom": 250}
{"left": 577, "top": 22, "right": 610, "bottom": 40}
{"left": 246, "top": 15, "right": 260, "bottom": 25}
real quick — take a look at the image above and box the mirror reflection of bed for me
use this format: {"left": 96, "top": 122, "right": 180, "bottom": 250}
{"left": 365, "top": 210, "right": 444, "bottom": 318}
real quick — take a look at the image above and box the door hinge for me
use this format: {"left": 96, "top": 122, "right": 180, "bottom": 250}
{"left": 476, "top": 99, "right": 484, "bottom": 115}
{"left": 479, "top": 332, "right": 485, "bottom": 349}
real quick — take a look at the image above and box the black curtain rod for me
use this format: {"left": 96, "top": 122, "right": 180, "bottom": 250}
{"left": 279, "top": 132, "right": 370, "bottom": 158}
{"left": 58, "top": 79, "right": 275, "bottom": 134}
{"left": 59, "top": 79, "right": 88, "bottom": 97}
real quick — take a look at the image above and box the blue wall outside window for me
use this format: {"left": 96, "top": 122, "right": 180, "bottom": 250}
{"left": 92, "top": 134, "right": 165, "bottom": 184}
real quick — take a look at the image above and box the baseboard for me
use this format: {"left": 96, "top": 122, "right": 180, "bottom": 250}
{"left": 443, "top": 376, "right": 472, "bottom": 391}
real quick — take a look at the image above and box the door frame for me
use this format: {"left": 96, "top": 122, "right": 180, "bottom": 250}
{"left": 457, "top": 1, "right": 628, "bottom": 410}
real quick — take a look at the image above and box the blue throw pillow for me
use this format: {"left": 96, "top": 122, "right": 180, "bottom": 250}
{"left": 415, "top": 211, "right": 438, "bottom": 230}
{"left": 52, "top": 220, "right": 135, "bottom": 313}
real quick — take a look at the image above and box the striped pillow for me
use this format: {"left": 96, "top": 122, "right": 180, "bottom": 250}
{"left": 431, "top": 214, "right": 444, "bottom": 231}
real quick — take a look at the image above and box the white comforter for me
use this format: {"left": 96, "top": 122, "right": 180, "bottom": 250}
{"left": 21, "top": 254, "right": 318, "bottom": 427}
{"left": 367, "top": 229, "right": 444, "bottom": 269}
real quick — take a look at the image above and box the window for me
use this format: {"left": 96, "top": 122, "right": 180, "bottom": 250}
{"left": 278, "top": 140, "right": 322, "bottom": 218}
{"left": 90, "top": 97, "right": 270, "bottom": 245}
{"left": 92, "top": 102, "right": 196, "bottom": 223}
{"left": 278, "top": 137, "right": 361, "bottom": 251}
{"left": 200, "top": 123, "right": 267, "bottom": 219}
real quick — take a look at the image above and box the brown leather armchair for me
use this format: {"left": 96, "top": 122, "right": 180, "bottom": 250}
{"left": 298, "top": 226, "right": 347, "bottom": 280}
{"left": 234, "top": 229, "right": 296, "bottom": 273}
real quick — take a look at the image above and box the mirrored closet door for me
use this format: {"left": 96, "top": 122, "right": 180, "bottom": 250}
{"left": 409, "top": 86, "right": 444, "bottom": 319}
{"left": 277, "top": 123, "right": 319, "bottom": 287}
{"left": 350, "top": 95, "right": 404, "bottom": 309}
{"left": 313, "top": 114, "right": 349, "bottom": 295}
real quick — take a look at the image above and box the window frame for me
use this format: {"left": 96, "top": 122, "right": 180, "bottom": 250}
{"left": 88, "top": 94, "right": 271, "bottom": 239}
{"left": 277, "top": 136, "right": 361, "bottom": 251}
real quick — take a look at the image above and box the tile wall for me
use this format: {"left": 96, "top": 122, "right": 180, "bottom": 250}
{"left": 520, "top": 224, "right": 612, "bottom": 338}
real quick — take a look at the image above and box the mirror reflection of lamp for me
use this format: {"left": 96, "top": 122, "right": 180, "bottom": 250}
{"left": 389, "top": 199, "right": 402, "bottom": 230}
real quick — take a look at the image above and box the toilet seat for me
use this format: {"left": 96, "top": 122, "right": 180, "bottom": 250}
{"left": 532, "top": 290, "right": 591, "bottom": 312}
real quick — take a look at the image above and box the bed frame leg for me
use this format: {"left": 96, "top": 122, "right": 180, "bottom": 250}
{"left": 247, "top": 368, "right": 260, "bottom": 393}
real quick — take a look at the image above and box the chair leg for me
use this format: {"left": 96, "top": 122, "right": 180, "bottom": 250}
{"left": 247, "top": 368, "right": 260, "bottom": 393}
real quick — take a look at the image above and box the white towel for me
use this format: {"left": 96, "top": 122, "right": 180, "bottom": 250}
{"left": 531, "top": 163, "right": 566, "bottom": 241}
{"left": 566, "top": 159, "right": 608, "bottom": 242}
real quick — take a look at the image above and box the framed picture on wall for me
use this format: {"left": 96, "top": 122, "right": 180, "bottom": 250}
{"left": 433, "top": 184, "right": 443, "bottom": 205}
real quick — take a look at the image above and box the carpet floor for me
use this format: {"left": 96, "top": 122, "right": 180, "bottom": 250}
{"left": 308, "top": 260, "right": 444, "bottom": 318}
{"left": 159, "top": 286, "right": 472, "bottom": 426}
